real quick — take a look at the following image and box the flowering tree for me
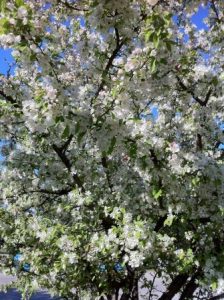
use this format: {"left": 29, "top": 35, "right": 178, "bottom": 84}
{"left": 0, "top": 0, "right": 223, "bottom": 299}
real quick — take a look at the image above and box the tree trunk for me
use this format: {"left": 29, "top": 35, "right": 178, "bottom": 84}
{"left": 179, "top": 274, "right": 198, "bottom": 300}
{"left": 131, "top": 278, "right": 139, "bottom": 300}
{"left": 158, "top": 274, "right": 189, "bottom": 300}
{"left": 120, "top": 293, "right": 130, "bottom": 300}
{"left": 115, "top": 288, "right": 120, "bottom": 300}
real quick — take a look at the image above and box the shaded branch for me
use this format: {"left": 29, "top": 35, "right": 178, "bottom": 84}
{"left": 150, "top": 149, "right": 165, "bottom": 210}
{"left": 196, "top": 133, "right": 203, "bottom": 151}
{"left": 148, "top": 272, "right": 158, "bottom": 300}
{"left": 179, "top": 272, "right": 201, "bottom": 300}
{"left": 61, "top": 134, "right": 73, "bottom": 153}
{"left": 92, "top": 28, "right": 124, "bottom": 104}
{"left": 209, "top": 293, "right": 224, "bottom": 300}
{"left": 52, "top": 143, "right": 85, "bottom": 192}
{"left": 0, "top": 90, "right": 19, "bottom": 108}
{"left": 154, "top": 214, "right": 167, "bottom": 232}
{"left": 210, "top": 0, "right": 221, "bottom": 22}
{"left": 158, "top": 274, "right": 189, "bottom": 300}
{"left": 57, "top": 0, "right": 89, "bottom": 11}
{"left": 28, "top": 188, "right": 72, "bottom": 196}
{"left": 176, "top": 76, "right": 212, "bottom": 107}
{"left": 204, "top": 87, "right": 213, "bottom": 106}
{"left": 101, "top": 156, "right": 114, "bottom": 192}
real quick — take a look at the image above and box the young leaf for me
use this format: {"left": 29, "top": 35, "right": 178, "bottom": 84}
{"left": 62, "top": 125, "right": 70, "bottom": 139}
{"left": 108, "top": 136, "right": 116, "bottom": 155}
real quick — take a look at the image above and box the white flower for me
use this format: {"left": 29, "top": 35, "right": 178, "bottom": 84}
{"left": 125, "top": 60, "right": 135, "bottom": 72}
{"left": 36, "top": 230, "right": 48, "bottom": 242}
{"left": 12, "top": 50, "right": 20, "bottom": 57}
{"left": 22, "top": 18, "right": 28, "bottom": 25}
{"left": 169, "top": 142, "right": 180, "bottom": 153}
{"left": 146, "top": 0, "right": 159, "bottom": 5}
{"left": 46, "top": 86, "right": 57, "bottom": 100}
{"left": 125, "top": 236, "right": 138, "bottom": 250}
{"left": 217, "top": 278, "right": 224, "bottom": 294}
{"left": 17, "top": 6, "right": 28, "bottom": 18}
{"left": 128, "top": 251, "right": 145, "bottom": 268}
{"left": 9, "top": 18, "right": 16, "bottom": 25}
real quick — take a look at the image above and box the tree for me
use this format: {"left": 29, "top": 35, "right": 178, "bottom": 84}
{"left": 0, "top": 0, "right": 223, "bottom": 299}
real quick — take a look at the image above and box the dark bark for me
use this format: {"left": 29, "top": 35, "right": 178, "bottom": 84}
{"left": 101, "top": 156, "right": 114, "bottom": 192}
{"left": 154, "top": 215, "right": 168, "bottom": 232}
{"left": 210, "top": 0, "right": 221, "bottom": 22}
{"left": 120, "top": 293, "right": 130, "bottom": 300}
{"left": 0, "top": 90, "right": 21, "bottom": 108}
{"left": 92, "top": 28, "right": 124, "bottom": 104}
{"left": 176, "top": 75, "right": 212, "bottom": 107}
{"left": 52, "top": 143, "right": 85, "bottom": 192}
{"left": 115, "top": 288, "right": 120, "bottom": 300}
{"left": 158, "top": 274, "right": 189, "bottom": 300}
{"left": 209, "top": 293, "right": 224, "bottom": 300}
{"left": 179, "top": 274, "right": 198, "bottom": 300}
{"left": 131, "top": 278, "right": 139, "bottom": 300}
{"left": 196, "top": 133, "right": 203, "bottom": 151}
{"left": 118, "top": 266, "right": 139, "bottom": 300}
{"left": 57, "top": 0, "right": 89, "bottom": 11}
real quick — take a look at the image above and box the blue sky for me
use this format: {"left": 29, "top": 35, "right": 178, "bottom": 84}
{"left": 0, "top": 49, "right": 14, "bottom": 75}
{"left": 191, "top": 5, "right": 209, "bottom": 29}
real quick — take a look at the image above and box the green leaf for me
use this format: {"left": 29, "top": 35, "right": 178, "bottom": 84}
{"left": 212, "top": 76, "right": 218, "bottom": 86}
{"left": 55, "top": 116, "right": 64, "bottom": 124}
{"left": 108, "top": 136, "right": 116, "bottom": 155}
{"left": 145, "top": 30, "right": 154, "bottom": 43}
{"left": 150, "top": 58, "right": 157, "bottom": 73}
{"left": 153, "top": 34, "right": 160, "bottom": 49}
{"left": 192, "top": 177, "right": 200, "bottom": 186}
{"left": 30, "top": 53, "right": 37, "bottom": 62}
{"left": 166, "top": 41, "right": 172, "bottom": 52}
{"left": 163, "top": 12, "right": 172, "bottom": 25}
{"left": 62, "top": 125, "right": 70, "bottom": 139}
{"left": 0, "top": 18, "right": 10, "bottom": 35}
{"left": 126, "top": 141, "right": 137, "bottom": 159}
{"left": 160, "top": 58, "right": 167, "bottom": 64}
{"left": 211, "top": 280, "right": 218, "bottom": 291}
{"left": 77, "top": 131, "right": 86, "bottom": 144}
{"left": 15, "top": 0, "right": 25, "bottom": 7}
{"left": 164, "top": 215, "right": 175, "bottom": 227}
{"left": 0, "top": 0, "right": 6, "bottom": 12}
{"left": 152, "top": 188, "right": 162, "bottom": 199}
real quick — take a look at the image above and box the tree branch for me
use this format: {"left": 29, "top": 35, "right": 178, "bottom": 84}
{"left": 179, "top": 272, "right": 200, "bottom": 300}
{"left": 101, "top": 156, "right": 114, "bottom": 192}
{"left": 92, "top": 28, "right": 124, "bottom": 104}
{"left": 196, "top": 133, "right": 203, "bottom": 151}
{"left": 0, "top": 90, "right": 19, "bottom": 108}
{"left": 28, "top": 188, "right": 72, "bottom": 196}
{"left": 154, "top": 215, "right": 167, "bottom": 232}
{"left": 158, "top": 274, "right": 189, "bottom": 300}
{"left": 52, "top": 143, "right": 85, "bottom": 192}
{"left": 210, "top": 0, "right": 220, "bottom": 23}
{"left": 61, "top": 134, "right": 73, "bottom": 153}
{"left": 176, "top": 76, "right": 212, "bottom": 107}
{"left": 57, "top": 0, "right": 89, "bottom": 11}
{"left": 209, "top": 293, "right": 224, "bottom": 300}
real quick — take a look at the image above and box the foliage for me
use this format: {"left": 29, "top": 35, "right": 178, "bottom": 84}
{"left": 0, "top": 0, "right": 223, "bottom": 299}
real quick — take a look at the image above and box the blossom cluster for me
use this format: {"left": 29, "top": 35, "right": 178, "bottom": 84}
{"left": 0, "top": 0, "right": 223, "bottom": 299}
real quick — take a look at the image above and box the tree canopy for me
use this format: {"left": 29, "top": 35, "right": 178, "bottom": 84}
{"left": 0, "top": 0, "right": 223, "bottom": 299}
